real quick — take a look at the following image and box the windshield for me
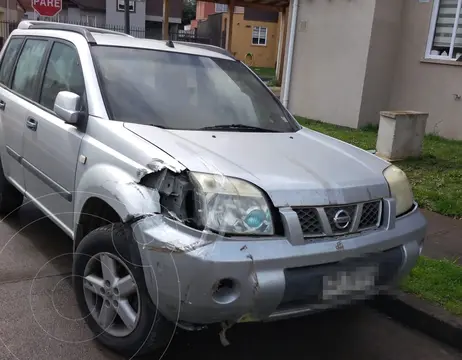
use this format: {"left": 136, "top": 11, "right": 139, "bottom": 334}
{"left": 91, "top": 45, "right": 299, "bottom": 132}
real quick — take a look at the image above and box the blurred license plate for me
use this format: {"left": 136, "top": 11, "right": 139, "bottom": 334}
{"left": 322, "top": 266, "right": 377, "bottom": 300}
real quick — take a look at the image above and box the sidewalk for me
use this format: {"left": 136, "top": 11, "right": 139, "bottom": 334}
{"left": 421, "top": 209, "right": 462, "bottom": 264}
{"left": 371, "top": 208, "right": 462, "bottom": 352}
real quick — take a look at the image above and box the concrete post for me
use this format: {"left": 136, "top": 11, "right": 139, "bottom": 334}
{"left": 376, "top": 111, "right": 429, "bottom": 161}
{"left": 275, "top": 9, "right": 286, "bottom": 82}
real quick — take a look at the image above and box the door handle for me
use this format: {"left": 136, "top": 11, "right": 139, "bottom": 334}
{"left": 26, "top": 117, "right": 38, "bottom": 131}
{"left": 0, "top": 101, "right": 6, "bottom": 111}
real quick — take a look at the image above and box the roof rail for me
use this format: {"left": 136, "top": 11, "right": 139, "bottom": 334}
{"left": 173, "top": 41, "right": 235, "bottom": 59}
{"left": 17, "top": 21, "right": 133, "bottom": 44}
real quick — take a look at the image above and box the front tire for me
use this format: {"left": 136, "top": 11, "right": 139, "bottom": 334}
{"left": 73, "top": 223, "right": 174, "bottom": 357}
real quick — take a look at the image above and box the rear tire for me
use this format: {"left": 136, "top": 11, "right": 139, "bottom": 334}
{"left": 0, "top": 161, "right": 23, "bottom": 215}
{"left": 73, "top": 223, "right": 174, "bottom": 357}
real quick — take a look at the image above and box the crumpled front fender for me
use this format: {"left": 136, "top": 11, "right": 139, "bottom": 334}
{"left": 74, "top": 163, "right": 161, "bottom": 230}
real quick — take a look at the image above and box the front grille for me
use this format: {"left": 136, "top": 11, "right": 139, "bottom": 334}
{"left": 359, "top": 201, "right": 381, "bottom": 230}
{"left": 293, "top": 208, "right": 323, "bottom": 235}
{"left": 293, "top": 200, "right": 382, "bottom": 239}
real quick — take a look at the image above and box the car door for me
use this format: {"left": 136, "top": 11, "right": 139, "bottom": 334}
{"left": 22, "top": 40, "right": 86, "bottom": 235}
{"left": 0, "top": 36, "right": 29, "bottom": 192}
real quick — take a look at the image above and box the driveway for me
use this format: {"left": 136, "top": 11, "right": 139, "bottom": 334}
{"left": 0, "top": 202, "right": 460, "bottom": 360}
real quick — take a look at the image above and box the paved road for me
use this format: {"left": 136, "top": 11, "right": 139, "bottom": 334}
{"left": 0, "top": 203, "right": 460, "bottom": 360}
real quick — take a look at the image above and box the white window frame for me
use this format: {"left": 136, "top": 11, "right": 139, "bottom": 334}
{"left": 117, "top": 0, "right": 135, "bottom": 12}
{"left": 426, "top": 0, "right": 462, "bottom": 60}
{"left": 80, "top": 15, "right": 97, "bottom": 26}
{"left": 251, "top": 26, "right": 267, "bottom": 46}
{"left": 215, "top": 3, "right": 228, "bottom": 13}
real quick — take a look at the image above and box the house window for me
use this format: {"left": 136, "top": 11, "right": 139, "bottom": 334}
{"left": 252, "top": 26, "right": 267, "bottom": 46}
{"left": 215, "top": 4, "right": 228, "bottom": 13}
{"left": 426, "top": 0, "right": 462, "bottom": 60}
{"left": 80, "top": 15, "right": 96, "bottom": 26}
{"left": 117, "top": 0, "right": 135, "bottom": 12}
{"left": 215, "top": 4, "right": 243, "bottom": 13}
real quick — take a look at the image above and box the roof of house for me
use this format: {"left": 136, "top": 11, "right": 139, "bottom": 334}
{"left": 17, "top": 0, "right": 33, "bottom": 12}
{"left": 197, "top": 0, "right": 287, "bottom": 12}
{"left": 16, "top": 0, "right": 26, "bottom": 12}
{"left": 68, "top": 0, "right": 106, "bottom": 11}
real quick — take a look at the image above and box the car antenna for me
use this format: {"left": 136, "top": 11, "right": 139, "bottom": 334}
{"left": 166, "top": 39, "right": 174, "bottom": 48}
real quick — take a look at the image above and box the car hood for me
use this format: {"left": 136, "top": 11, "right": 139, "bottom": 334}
{"left": 124, "top": 123, "right": 391, "bottom": 207}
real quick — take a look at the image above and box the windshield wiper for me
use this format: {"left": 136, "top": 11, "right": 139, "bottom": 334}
{"left": 198, "top": 124, "right": 278, "bottom": 132}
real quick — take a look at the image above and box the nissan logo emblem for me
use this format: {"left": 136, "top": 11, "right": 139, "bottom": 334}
{"left": 333, "top": 210, "right": 351, "bottom": 230}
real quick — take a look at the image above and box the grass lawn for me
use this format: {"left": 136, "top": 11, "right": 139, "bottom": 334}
{"left": 401, "top": 256, "right": 462, "bottom": 316}
{"left": 296, "top": 117, "right": 462, "bottom": 218}
{"left": 250, "top": 67, "right": 276, "bottom": 79}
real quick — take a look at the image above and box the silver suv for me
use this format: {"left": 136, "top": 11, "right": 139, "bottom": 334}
{"left": 0, "top": 21, "right": 426, "bottom": 356}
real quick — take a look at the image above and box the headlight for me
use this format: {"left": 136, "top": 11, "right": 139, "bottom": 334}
{"left": 383, "top": 165, "right": 414, "bottom": 216}
{"left": 190, "top": 172, "right": 274, "bottom": 235}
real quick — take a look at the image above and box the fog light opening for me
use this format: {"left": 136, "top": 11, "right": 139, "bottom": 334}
{"left": 211, "top": 278, "right": 240, "bottom": 305}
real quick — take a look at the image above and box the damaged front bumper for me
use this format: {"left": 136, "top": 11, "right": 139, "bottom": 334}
{"left": 131, "top": 201, "right": 426, "bottom": 326}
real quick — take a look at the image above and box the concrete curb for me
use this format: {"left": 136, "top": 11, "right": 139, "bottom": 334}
{"left": 370, "top": 291, "right": 462, "bottom": 351}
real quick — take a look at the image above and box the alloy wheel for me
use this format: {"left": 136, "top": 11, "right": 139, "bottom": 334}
{"left": 83, "top": 252, "right": 141, "bottom": 337}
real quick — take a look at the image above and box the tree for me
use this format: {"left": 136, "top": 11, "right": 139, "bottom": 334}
{"left": 182, "top": 0, "right": 196, "bottom": 25}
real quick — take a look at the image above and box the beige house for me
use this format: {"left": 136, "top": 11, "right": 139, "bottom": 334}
{"left": 0, "top": 0, "right": 25, "bottom": 46}
{"left": 280, "top": 0, "right": 462, "bottom": 140}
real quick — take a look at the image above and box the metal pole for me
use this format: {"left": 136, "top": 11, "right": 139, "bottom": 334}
{"left": 124, "top": 0, "right": 130, "bottom": 34}
{"left": 282, "top": 0, "right": 299, "bottom": 107}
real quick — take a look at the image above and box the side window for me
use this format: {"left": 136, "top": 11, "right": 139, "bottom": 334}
{"left": 39, "top": 42, "right": 85, "bottom": 111}
{"left": 11, "top": 39, "right": 49, "bottom": 99}
{"left": 0, "top": 38, "right": 23, "bottom": 86}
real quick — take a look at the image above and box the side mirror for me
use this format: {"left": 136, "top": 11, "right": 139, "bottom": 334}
{"left": 53, "top": 91, "right": 82, "bottom": 124}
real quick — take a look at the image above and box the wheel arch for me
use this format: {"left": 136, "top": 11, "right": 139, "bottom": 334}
{"left": 73, "top": 164, "right": 162, "bottom": 249}
{"left": 74, "top": 197, "right": 122, "bottom": 251}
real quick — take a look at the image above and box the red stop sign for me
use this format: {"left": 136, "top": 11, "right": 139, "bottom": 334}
{"left": 32, "top": 0, "right": 62, "bottom": 17}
